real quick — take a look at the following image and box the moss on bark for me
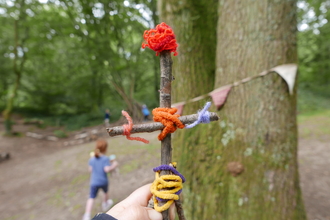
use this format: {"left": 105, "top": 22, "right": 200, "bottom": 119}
{"left": 159, "top": 0, "right": 306, "bottom": 219}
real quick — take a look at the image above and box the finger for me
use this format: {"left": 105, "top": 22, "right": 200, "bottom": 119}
{"left": 107, "top": 206, "right": 162, "bottom": 220}
{"left": 146, "top": 208, "right": 162, "bottom": 220}
{"left": 116, "top": 206, "right": 162, "bottom": 220}
{"left": 169, "top": 203, "right": 176, "bottom": 220}
{"left": 107, "top": 184, "right": 153, "bottom": 217}
{"left": 121, "top": 184, "right": 153, "bottom": 207}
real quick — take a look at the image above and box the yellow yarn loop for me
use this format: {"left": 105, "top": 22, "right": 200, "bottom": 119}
{"left": 151, "top": 171, "right": 183, "bottom": 212}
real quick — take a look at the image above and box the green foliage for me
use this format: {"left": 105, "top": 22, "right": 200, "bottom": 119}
{"left": 1, "top": 0, "right": 328, "bottom": 132}
{"left": 53, "top": 129, "right": 68, "bottom": 138}
{"left": 297, "top": 0, "right": 330, "bottom": 119}
{"left": 34, "top": 111, "right": 103, "bottom": 131}
{"left": 0, "top": 0, "right": 158, "bottom": 129}
{"left": 298, "top": 0, "right": 330, "bottom": 90}
{"left": 23, "top": 118, "right": 44, "bottom": 124}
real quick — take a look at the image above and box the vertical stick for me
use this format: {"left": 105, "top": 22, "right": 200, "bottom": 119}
{"left": 159, "top": 50, "right": 172, "bottom": 220}
{"left": 175, "top": 199, "right": 186, "bottom": 220}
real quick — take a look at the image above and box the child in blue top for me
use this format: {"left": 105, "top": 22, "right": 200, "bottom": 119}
{"left": 141, "top": 104, "right": 150, "bottom": 121}
{"left": 104, "top": 109, "right": 110, "bottom": 127}
{"left": 83, "top": 139, "right": 118, "bottom": 220}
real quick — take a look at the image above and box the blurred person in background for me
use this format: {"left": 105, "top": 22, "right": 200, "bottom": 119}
{"left": 83, "top": 139, "right": 118, "bottom": 220}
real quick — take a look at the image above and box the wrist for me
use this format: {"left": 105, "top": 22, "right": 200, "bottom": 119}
{"left": 92, "top": 213, "right": 118, "bottom": 220}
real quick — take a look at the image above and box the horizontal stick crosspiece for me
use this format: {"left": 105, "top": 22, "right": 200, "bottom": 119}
{"left": 106, "top": 112, "right": 219, "bottom": 137}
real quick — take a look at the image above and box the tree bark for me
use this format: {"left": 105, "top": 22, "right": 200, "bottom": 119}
{"left": 158, "top": 0, "right": 217, "bottom": 108}
{"left": 159, "top": 0, "right": 306, "bottom": 219}
{"left": 158, "top": 0, "right": 219, "bottom": 219}
{"left": 3, "top": 1, "right": 28, "bottom": 134}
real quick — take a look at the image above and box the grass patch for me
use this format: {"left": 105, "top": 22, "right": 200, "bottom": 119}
{"left": 297, "top": 86, "right": 330, "bottom": 115}
{"left": 297, "top": 86, "right": 330, "bottom": 139}
{"left": 70, "top": 174, "right": 89, "bottom": 186}
{"left": 298, "top": 109, "right": 330, "bottom": 123}
{"left": 36, "top": 112, "right": 104, "bottom": 131}
{"left": 13, "top": 110, "right": 109, "bottom": 131}
{"left": 298, "top": 110, "right": 330, "bottom": 139}
{"left": 48, "top": 189, "right": 64, "bottom": 207}
{"left": 120, "top": 160, "right": 140, "bottom": 174}
{"left": 3, "top": 216, "right": 19, "bottom": 220}
{"left": 13, "top": 104, "right": 125, "bottom": 132}
{"left": 117, "top": 143, "right": 160, "bottom": 174}
{"left": 54, "top": 160, "right": 62, "bottom": 170}
{"left": 53, "top": 129, "right": 68, "bottom": 138}
{"left": 70, "top": 204, "right": 83, "bottom": 213}
{"left": 2, "top": 131, "right": 23, "bottom": 137}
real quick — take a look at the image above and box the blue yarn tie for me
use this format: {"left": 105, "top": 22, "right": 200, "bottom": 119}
{"left": 185, "top": 102, "right": 211, "bottom": 128}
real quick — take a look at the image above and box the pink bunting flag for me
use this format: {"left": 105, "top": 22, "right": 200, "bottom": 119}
{"left": 209, "top": 85, "right": 232, "bottom": 110}
{"left": 172, "top": 102, "right": 185, "bottom": 115}
{"left": 170, "top": 63, "right": 297, "bottom": 111}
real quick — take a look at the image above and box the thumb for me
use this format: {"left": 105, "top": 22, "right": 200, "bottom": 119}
{"left": 146, "top": 208, "right": 163, "bottom": 220}
{"left": 116, "top": 206, "right": 162, "bottom": 220}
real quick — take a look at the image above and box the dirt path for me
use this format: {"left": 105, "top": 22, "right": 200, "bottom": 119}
{"left": 0, "top": 123, "right": 160, "bottom": 220}
{"left": 298, "top": 113, "right": 330, "bottom": 220}
{"left": 299, "top": 138, "right": 330, "bottom": 220}
{"left": 0, "top": 115, "right": 329, "bottom": 220}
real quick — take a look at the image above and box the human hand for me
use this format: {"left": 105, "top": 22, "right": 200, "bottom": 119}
{"left": 106, "top": 184, "right": 175, "bottom": 220}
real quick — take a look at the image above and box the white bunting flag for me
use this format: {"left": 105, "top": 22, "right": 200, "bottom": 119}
{"left": 271, "top": 64, "right": 298, "bottom": 95}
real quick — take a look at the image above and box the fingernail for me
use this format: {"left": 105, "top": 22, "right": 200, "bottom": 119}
{"left": 147, "top": 209, "right": 162, "bottom": 220}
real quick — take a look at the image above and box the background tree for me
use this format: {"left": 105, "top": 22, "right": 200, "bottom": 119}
{"left": 159, "top": 0, "right": 306, "bottom": 219}
{"left": 0, "top": 0, "right": 159, "bottom": 130}
{"left": 297, "top": 0, "right": 330, "bottom": 112}
{"left": 1, "top": 0, "right": 28, "bottom": 134}
{"left": 0, "top": 0, "right": 327, "bottom": 131}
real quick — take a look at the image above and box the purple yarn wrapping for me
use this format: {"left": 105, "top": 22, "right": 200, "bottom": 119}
{"left": 153, "top": 164, "right": 185, "bottom": 202}
{"left": 153, "top": 164, "right": 186, "bottom": 183}
{"left": 185, "top": 102, "right": 211, "bottom": 129}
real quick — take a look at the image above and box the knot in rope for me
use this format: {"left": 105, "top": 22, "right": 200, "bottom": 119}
{"left": 185, "top": 102, "right": 212, "bottom": 128}
{"left": 121, "top": 110, "right": 149, "bottom": 144}
{"left": 152, "top": 108, "right": 185, "bottom": 141}
{"left": 151, "top": 164, "right": 185, "bottom": 212}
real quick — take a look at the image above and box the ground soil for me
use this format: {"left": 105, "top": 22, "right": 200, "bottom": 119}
{"left": 0, "top": 115, "right": 329, "bottom": 220}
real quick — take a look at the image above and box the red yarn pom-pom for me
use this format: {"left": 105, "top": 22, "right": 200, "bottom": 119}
{"left": 142, "top": 22, "right": 178, "bottom": 56}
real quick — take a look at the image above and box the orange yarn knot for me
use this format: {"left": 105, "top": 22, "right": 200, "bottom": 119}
{"left": 142, "top": 22, "right": 178, "bottom": 56}
{"left": 152, "top": 108, "right": 184, "bottom": 141}
{"left": 121, "top": 110, "right": 149, "bottom": 144}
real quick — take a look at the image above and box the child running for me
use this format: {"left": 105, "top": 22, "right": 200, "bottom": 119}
{"left": 83, "top": 139, "right": 118, "bottom": 220}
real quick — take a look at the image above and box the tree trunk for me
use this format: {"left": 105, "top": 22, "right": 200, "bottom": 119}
{"left": 2, "top": 0, "right": 28, "bottom": 135}
{"left": 3, "top": 18, "right": 25, "bottom": 134}
{"left": 159, "top": 0, "right": 306, "bottom": 219}
{"left": 158, "top": 0, "right": 217, "bottom": 106}
{"left": 110, "top": 78, "right": 142, "bottom": 121}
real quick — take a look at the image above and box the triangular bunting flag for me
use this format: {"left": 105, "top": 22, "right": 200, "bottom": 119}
{"left": 209, "top": 85, "right": 232, "bottom": 110}
{"left": 172, "top": 102, "right": 185, "bottom": 115}
{"left": 271, "top": 64, "right": 297, "bottom": 95}
{"left": 171, "top": 63, "right": 297, "bottom": 110}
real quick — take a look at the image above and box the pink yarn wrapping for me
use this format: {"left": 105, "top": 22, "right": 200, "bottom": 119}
{"left": 122, "top": 110, "right": 149, "bottom": 144}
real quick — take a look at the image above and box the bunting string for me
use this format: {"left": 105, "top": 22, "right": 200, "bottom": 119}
{"left": 172, "top": 64, "right": 297, "bottom": 115}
